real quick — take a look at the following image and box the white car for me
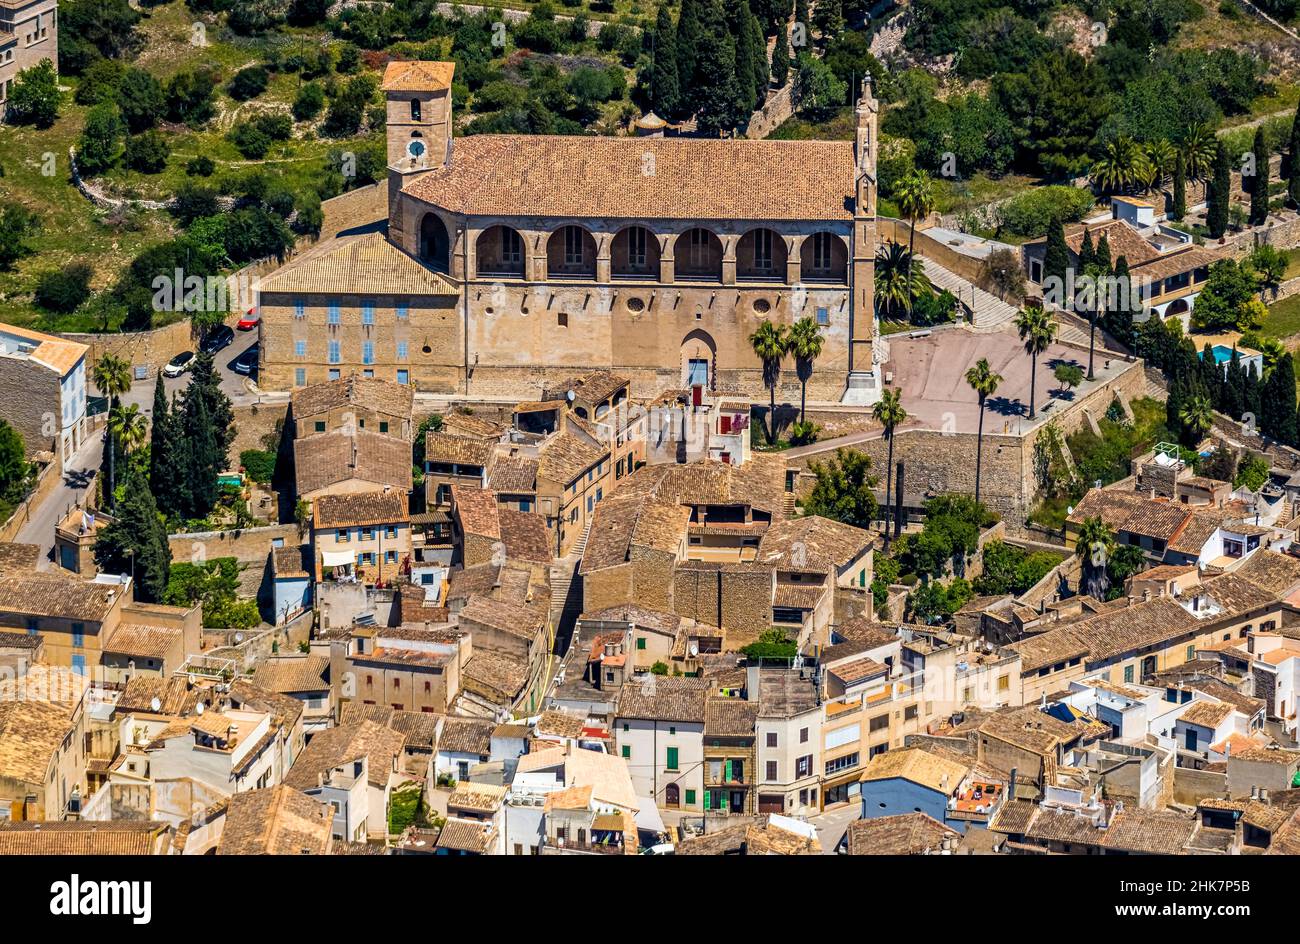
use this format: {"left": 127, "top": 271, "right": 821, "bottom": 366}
{"left": 163, "top": 351, "right": 195, "bottom": 378}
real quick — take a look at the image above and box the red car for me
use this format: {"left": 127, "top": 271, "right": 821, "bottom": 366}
{"left": 237, "top": 309, "right": 260, "bottom": 331}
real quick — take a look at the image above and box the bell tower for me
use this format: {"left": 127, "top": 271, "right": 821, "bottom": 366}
{"left": 844, "top": 74, "right": 880, "bottom": 405}
{"left": 382, "top": 61, "right": 455, "bottom": 251}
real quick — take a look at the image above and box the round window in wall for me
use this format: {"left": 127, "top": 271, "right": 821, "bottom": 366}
{"left": 626, "top": 296, "right": 646, "bottom": 313}
{"left": 753, "top": 298, "right": 771, "bottom": 314}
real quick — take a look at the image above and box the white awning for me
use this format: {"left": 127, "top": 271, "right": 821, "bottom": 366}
{"left": 321, "top": 549, "right": 355, "bottom": 567}
{"left": 634, "top": 798, "right": 666, "bottom": 835}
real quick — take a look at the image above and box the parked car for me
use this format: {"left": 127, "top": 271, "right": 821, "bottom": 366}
{"left": 163, "top": 351, "right": 195, "bottom": 378}
{"left": 237, "top": 308, "right": 260, "bottom": 331}
{"left": 232, "top": 344, "right": 258, "bottom": 376}
{"left": 201, "top": 324, "right": 235, "bottom": 355}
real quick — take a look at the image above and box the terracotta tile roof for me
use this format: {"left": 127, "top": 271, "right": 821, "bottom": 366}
{"left": 102, "top": 623, "right": 181, "bottom": 660}
{"left": 435, "top": 817, "right": 494, "bottom": 854}
{"left": 677, "top": 817, "right": 822, "bottom": 855}
{"left": 833, "top": 617, "right": 898, "bottom": 648}
{"left": 228, "top": 679, "right": 305, "bottom": 731}
{"left": 284, "top": 720, "right": 406, "bottom": 789}
{"left": 218, "top": 785, "right": 333, "bottom": 855}
{"left": 615, "top": 455, "right": 790, "bottom": 517}
{"left": 845, "top": 812, "right": 958, "bottom": 855}
{"left": 1168, "top": 511, "right": 1228, "bottom": 555}
{"left": 0, "top": 700, "right": 72, "bottom": 783}
{"left": 0, "top": 571, "right": 121, "bottom": 622}
{"left": 1179, "top": 699, "right": 1236, "bottom": 728}
{"left": 537, "top": 432, "right": 606, "bottom": 486}
{"left": 273, "top": 545, "right": 311, "bottom": 579}
{"left": 0, "top": 322, "right": 88, "bottom": 377}
{"left": 1201, "top": 572, "right": 1276, "bottom": 615}
{"left": 978, "top": 705, "right": 1103, "bottom": 755}
{"left": 451, "top": 484, "right": 500, "bottom": 538}
{"left": 544, "top": 370, "right": 630, "bottom": 406}
{"left": 462, "top": 650, "right": 530, "bottom": 700}
{"left": 0, "top": 542, "right": 40, "bottom": 573}
{"left": 773, "top": 582, "right": 825, "bottom": 610}
{"left": 252, "top": 655, "right": 330, "bottom": 694}
{"left": 426, "top": 433, "right": 496, "bottom": 466}
{"left": 1230, "top": 745, "right": 1300, "bottom": 765}
{"left": 458, "top": 593, "right": 546, "bottom": 640}
{"left": 535, "top": 709, "right": 586, "bottom": 740}
{"left": 988, "top": 798, "right": 1038, "bottom": 835}
{"left": 1132, "top": 245, "right": 1222, "bottom": 282}
{"left": 1007, "top": 627, "right": 1090, "bottom": 673}
{"left": 616, "top": 675, "right": 709, "bottom": 723}
{"left": 442, "top": 413, "right": 505, "bottom": 439}
{"left": 290, "top": 374, "right": 414, "bottom": 425}
{"left": 447, "top": 781, "right": 506, "bottom": 813}
{"left": 1066, "top": 489, "right": 1146, "bottom": 530}
{"left": 579, "top": 497, "right": 690, "bottom": 574}
{"left": 1232, "top": 551, "right": 1300, "bottom": 595}
{"left": 1101, "top": 806, "right": 1199, "bottom": 854}
{"left": 0, "top": 631, "right": 41, "bottom": 650}
{"left": 488, "top": 455, "right": 538, "bottom": 493}
{"left": 827, "top": 655, "right": 888, "bottom": 687}
{"left": 117, "top": 676, "right": 199, "bottom": 716}
{"left": 294, "top": 429, "right": 412, "bottom": 496}
{"left": 705, "top": 697, "right": 758, "bottom": 737}
{"left": 0, "top": 821, "right": 169, "bottom": 855}
{"left": 1120, "top": 501, "right": 1191, "bottom": 541}
{"left": 439, "top": 717, "right": 493, "bottom": 756}
{"left": 405, "top": 135, "right": 856, "bottom": 221}
{"left": 1184, "top": 678, "right": 1263, "bottom": 717}
{"left": 381, "top": 59, "right": 455, "bottom": 92}
{"left": 340, "top": 702, "right": 442, "bottom": 751}
{"left": 543, "top": 783, "right": 593, "bottom": 812}
{"left": 860, "top": 747, "right": 968, "bottom": 793}
{"left": 758, "top": 516, "right": 873, "bottom": 573}
{"left": 259, "top": 231, "right": 458, "bottom": 296}
{"left": 314, "top": 490, "right": 408, "bottom": 529}
{"left": 583, "top": 603, "right": 683, "bottom": 636}
{"left": 498, "top": 509, "right": 551, "bottom": 563}
{"left": 1061, "top": 220, "right": 1162, "bottom": 266}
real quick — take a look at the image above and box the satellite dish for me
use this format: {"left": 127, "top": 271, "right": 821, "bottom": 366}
{"left": 195, "top": 702, "right": 205, "bottom": 715}
{"left": 234, "top": 633, "right": 244, "bottom": 643}
{"left": 566, "top": 390, "right": 576, "bottom": 402}
{"left": 150, "top": 697, "right": 161, "bottom": 712}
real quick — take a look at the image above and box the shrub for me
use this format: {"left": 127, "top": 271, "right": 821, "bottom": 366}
{"left": 998, "top": 186, "right": 1096, "bottom": 238}
{"left": 228, "top": 65, "right": 270, "bottom": 101}
{"left": 292, "top": 82, "right": 325, "bottom": 121}
{"left": 34, "top": 263, "right": 94, "bottom": 313}
{"left": 229, "top": 123, "right": 272, "bottom": 159}
{"left": 239, "top": 448, "right": 276, "bottom": 484}
{"left": 124, "top": 130, "right": 170, "bottom": 173}
{"left": 186, "top": 155, "right": 216, "bottom": 177}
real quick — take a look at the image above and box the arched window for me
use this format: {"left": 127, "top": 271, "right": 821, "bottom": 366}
{"left": 737, "top": 228, "right": 787, "bottom": 281}
{"left": 419, "top": 213, "right": 450, "bottom": 274}
{"left": 611, "top": 225, "right": 660, "bottom": 279}
{"left": 800, "top": 231, "right": 848, "bottom": 282}
{"left": 410, "top": 98, "right": 422, "bottom": 121}
{"left": 475, "top": 225, "right": 525, "bottom": 278}
{"left": 676, "top": 227, "right": 723, "bottom": 281}
{"left": 547, "top": 225, "right": 596, "bottom": 279}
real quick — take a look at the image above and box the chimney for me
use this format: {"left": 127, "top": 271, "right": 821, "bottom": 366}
{"left": 1261, "top": 789, "right": 1270, "bottom": 805}
{"left": 1142, "top": 588, "right": 1151, "bottom": 602}
{"left": 1007, "top": 769, "right": 1017, "bottom": 801}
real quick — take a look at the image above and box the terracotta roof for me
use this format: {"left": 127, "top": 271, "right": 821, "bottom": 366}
{"left": 458, "top": 593, "right": 546, "bottom": 641}
{"left": 448, "top": 781, "right": 507, "bottom": 813}
{"left": 0, "top": 542, "right": 40, "bottom": 573}
{"left": 218, "top": 785, "right": 333, "bottom": 855}
{"left": 488, "top": 455, "right": 538, "bottom": 493}
{"left": 259, "top": 231, "right": 458, "bottom": 296}
{"left": 535, "top": 709, "right": 586, "bottom": 740}
{"left": 451, "top": 484, "right": 500, "bottom": 538}
{"left": 978, "top": 705, "right": 1103, "bottom": 754}
{"left": 340, "top": 702, "right": 442, "bottom": 751}
{"left": 117, "top": 676, "right": 199, "bottom": 716}
{"left": 1120, "top": 501, "right": 1191, "bottom": 541}
{"left": 1132, "top": 245, "right": 1222, "bottom": 282}
{"left": 826, "top": 655, "right": 888, "bottom": 686}
{"left": 580, "top": 497, "right": 690, "bottom": 574}
{"left": 705, "top": 697, "right": 758, "bottom": 737}
{"left": 1168, "top": 511, "right": 1228, "bottom": 555}
{"left": 252, "top": 655, "right": 330, "bottom": 694}
{"left": 859, "top": 747, "right": 968, "bottom": 793}
{"left": 1232, "top": 551, "right": 1300, "bottom": 596}
{"left": 1101, "top": 806, "right": 1199, "bottom": 854}
{"left": 290, "top": 374, "right": 414, "bottom": 425}
{"left": 498, "top": 509, "right": 551, "bottom": 563}
{"left": 273, "top": 545, "right": 311, "bottom": 579}
{"left": 426, "top": 433, "right": 496, "bottom": 466}
{"left": 537, "top": 432, "right": 606, "bottom": 486}
{"left": 462, "top": 650, "right": 530, "bottom": 700}
{"left": 314, "top": 490, "right": 408, "bottom": 529}
{"left": 1061, "top": 220, "right": 1162, "bottom": 266}
{"left": 0, "top": 821, "right": 169, "bottom": 855}
{"left": 442, "top": 413, "right": 505, "bottom": 439}
{"left": 676, "top": 817, "right": 821, "bottom": 855}
{"left": 102, "top": 623, "right": 181, "bottom": 660}
{"left": 845, "top": 812, "right": 958, "bottom": 855}
{"left": 1201, "top": 572, "right": 1276, "bottom": 615}
{"left": 1066, "top": 489, "right": 1146, "bottom": 530}
{"left": 583, "top": 603, "right": 684, "bottom": 636}
{"left": 284, "top": 720, "right": 406, "bottom": 789}
{"left": 405, "top": 134, "right": 856, "bottom": 221}
{"left": 544, "top": 369, "right": 630, "bottom": 406}
{"left": 0, "top": 571, "right": 121, "bottom": 622}
{"left": 381, "top": 59, "right": 455, "bottom": 92}
{"left": 438, "top": 717, "right": 493, "bottom": 756}
{"left": 295, "top": 428, "right": 412, "bottom": 497}
{"left": 435, "top": 817, "right": 494, "bottom": 854}
{"left": 1179, "top": 699, "right": 1236, "bottom": 729}
{"left": 0, "top": 700, "right": 72, "bottom": 784}
{"left": 228, "top": 679, "right": 305, "bottom": 732}
{"left": 616, "top": 675, "right": 709, "bottom": 723}
{"left": 758, "top": 516, "right": 873, "bottom": 573}
{"left": 0, "top": 322, "right": 88, "bottom": 377}
{"left": 833, "top": 617, "right": 898, "bottom": 648}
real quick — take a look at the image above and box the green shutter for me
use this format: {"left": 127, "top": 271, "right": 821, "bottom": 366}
{"left": 686, "top": 790, "right": 696, "bottom": 805}
{"left": 666, "top": 746, "right": 679, "bottom": 770}
{"left": 703, "top": 790, "right": 711, "bottom": 810}
{"left": 621, "top": 745, "right": 630, "bottom": 759}
{"left": 636, "top": 637, "right": 646, "bottom": 650}
{"left": 725, "top": 759, "right": 733, "bottom": 782}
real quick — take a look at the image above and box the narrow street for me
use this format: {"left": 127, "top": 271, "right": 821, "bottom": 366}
{"left": 16, "top": 432, "right": 102, "bottom": 570}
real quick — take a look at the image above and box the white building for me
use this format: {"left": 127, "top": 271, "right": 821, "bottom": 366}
{"left": 0, "top": 322, "right": 88, "bottom": 468}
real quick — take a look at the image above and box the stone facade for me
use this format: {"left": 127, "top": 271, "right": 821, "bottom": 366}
{"left": 260, "top": 61, "right": 882, "bottom": 405}
{"left": 0, "top": 0, "right": 57, "bottom": 120}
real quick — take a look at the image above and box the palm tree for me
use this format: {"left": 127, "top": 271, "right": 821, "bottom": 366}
{"left": 895, "top": 170, "right": 935, "bottom": 313}
{"left": 1144, "top": 139, "right": 1177, "bottom": 191}
{"left": 92, "top": 353, "right": 133, "bottom": 512}
{"left": 787, "top": 316, "right": 824, "bottom": 423}
{"left": 109, "top": 403, "right": 148, "bottom": 454}
{"left": 874, "top": 242, "right": 931, "bottom": 321}
{"left": 965, "top": 358, "right": 1002, "bottom": 505}
{"left": 1179, "top": 392, "right": 1214, "bottom": 445}
{"left": 1090, "top": 136, "right": 1151, "bottom": 194}
{"left": 749, "top": 319, "right": 789, "bottom": 444}
{"left": 1179, "top": 122, "right": 1216, "bottom": 182}
{"left": 1075, "top": 514, "right": 1115, "bottom": 601}
{"left": 871, "top": 388, "right": 907, "bottom": 542}
{"left": 1015, "top": 304, "right": 1058, "bottom": 419}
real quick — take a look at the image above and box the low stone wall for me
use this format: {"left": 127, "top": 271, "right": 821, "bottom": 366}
{"left": 61, "top": 319, "right": 199, "bottom": 379}
{"left": 0, "top": 459, "right": 61, "bottom": 543}
{"left": 1173, "top": 765, "right": 1228, "bottom": 806}
{"left": 167, "top": 523, "right": 301, "bottom": 567}
{"left": 879, "top": 217, "right": 989, "bottom": 287}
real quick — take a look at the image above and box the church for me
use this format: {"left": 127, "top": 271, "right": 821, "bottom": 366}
{"left": 258, "top": 60, "right": 880, "bottom": 404}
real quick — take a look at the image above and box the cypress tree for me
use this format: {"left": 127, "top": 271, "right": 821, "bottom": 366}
{"left": 1078, "top": 229, "right": 1095, "bottom": 271}
{"left": 693, "top": 0, "right": 743, "bottom": 136}
{"left": 1268, "top": 354, "right": 1298, "bottom": 444}
{"left": 1245, "top": 360, "right": 1263, "bottom": 426}
{"left": 1208, "top": 141, "right": 1231, "bottom": 239}
{"left": 1105, "top": 255, "right": 1135, "bottom": 349}
{"left": 174, "top": 351, "right": 233, "bottom": 521}
{"left": 1221, "top": 352, "right": 1244, "bottom": 419}
{"left": 1172, "top": 151, "right": 1186, "bottom": 221}
{"left": 1200, "top": 343, "right": 1223, "bottom": 411}
{"left": 94, "top": 466, "right": 171, "bottom": 603}
{"left": 749, "top": 11, "right": 770, "bottom": 100}
{"left": 734, "top": 1, "right": 759, "bottom": 114}
{"left": 1250, "top": 126, "right": 1270, "bottom": 227}
{"left": 771, "top": 30, "right": 790, "bottom": 87}
{"left": 676, "top": 0, "right": 702, "bottom": 117}
{"left": 650, "top": 5, "right": 680, "bottom": 118}
{"left": 1043, "top": 217, "right": 1070, "bottom": 301}
{"left": 1095, "top": 234, "right": 1111, "bottom": 274}
{"left": 148, "top": 371, "right": 179, "bottom": 518}
{"left": 1166, "top": 378, "right": 1185, "bottom": 443}
{"left": 1287, "top": 99, "right": 1300, "bottom": 207}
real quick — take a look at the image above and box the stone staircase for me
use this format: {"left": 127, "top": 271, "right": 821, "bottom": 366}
{"left": 920, "top": 257, "right": 1020, "bottom": 332}
{"left": 548, "top": 519, "right": 592, "bottom": 647}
